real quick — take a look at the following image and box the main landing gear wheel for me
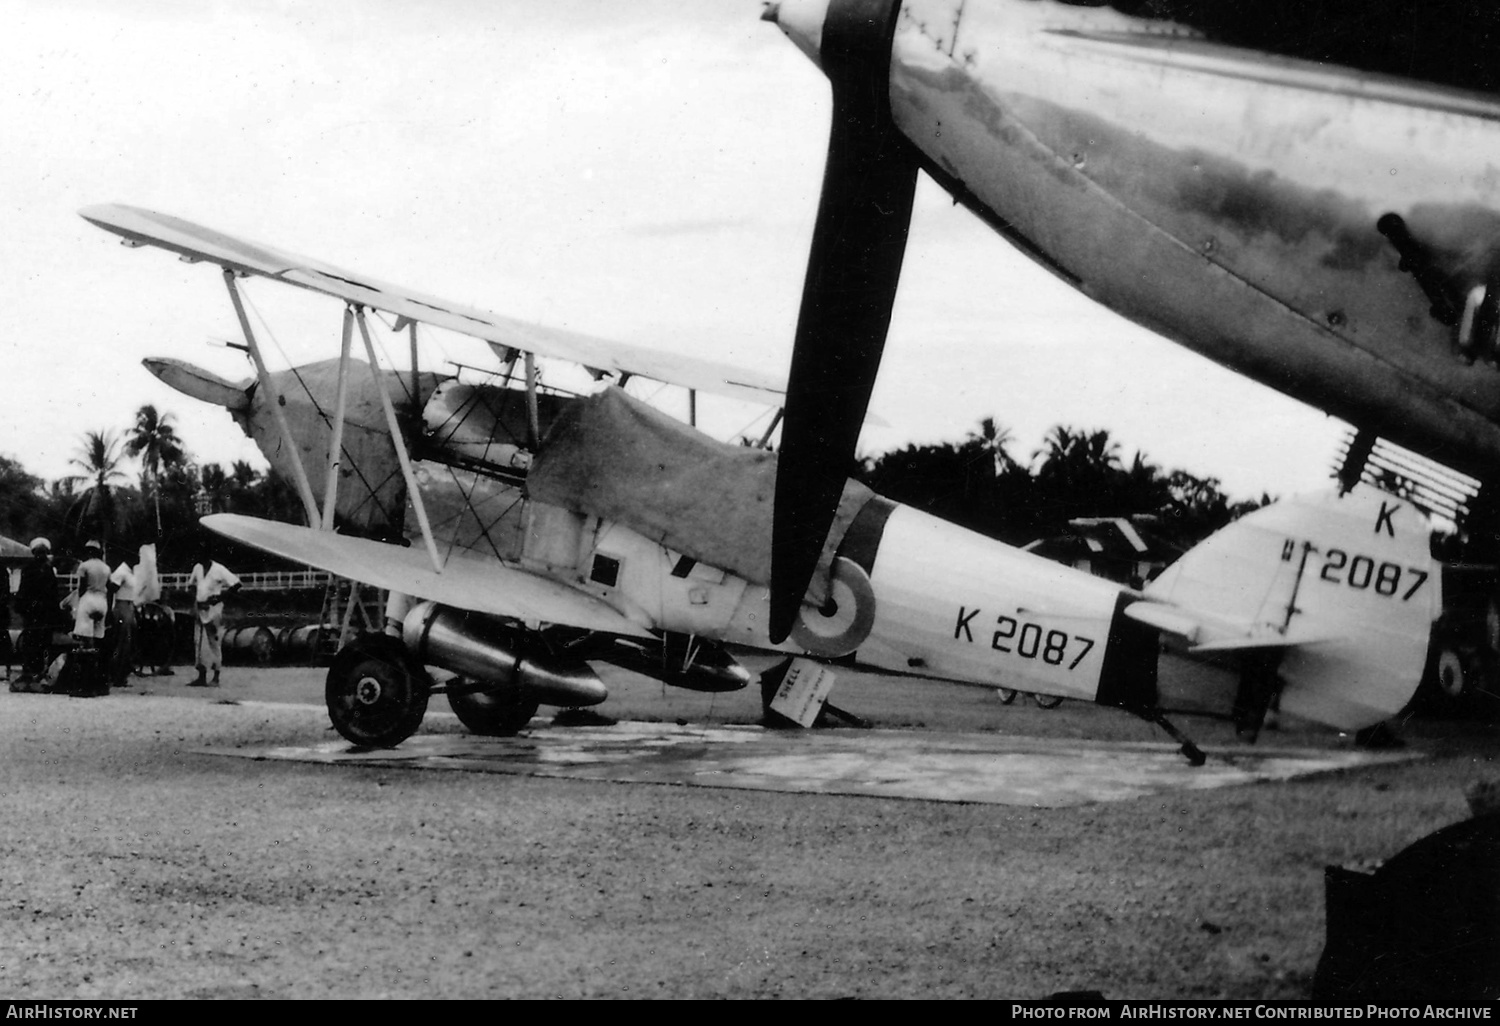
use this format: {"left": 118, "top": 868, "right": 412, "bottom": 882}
{"left": 447, "top": 680, "right": 540, "bottom": 736}
{"left": 326, "top": 634, "right": 431, "bottom": 748}
{"left": 1033, "top": 694, "right": 1065, "bottom": 709}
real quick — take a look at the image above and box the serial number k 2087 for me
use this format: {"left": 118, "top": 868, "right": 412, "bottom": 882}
{"left": 952, "top": 607, "right": 1096, "bottom": 671}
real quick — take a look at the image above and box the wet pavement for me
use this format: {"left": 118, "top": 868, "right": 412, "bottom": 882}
{"left": 205, "top": 714, "right": 1419, "bottom": 807}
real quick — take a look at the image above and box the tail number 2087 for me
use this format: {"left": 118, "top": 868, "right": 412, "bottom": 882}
{"left": 1280, "top": 539, "right": 1429, "bottom": 601}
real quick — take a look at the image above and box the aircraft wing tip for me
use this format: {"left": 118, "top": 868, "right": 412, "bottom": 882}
{"left": 202, "top": 512, "right": 257, "bottom": 533}
{"left": 78, "top": 201, "right": 132, "bottom": 221}
{"left": 77, "top": 204, "right": 115, "bottom": 228}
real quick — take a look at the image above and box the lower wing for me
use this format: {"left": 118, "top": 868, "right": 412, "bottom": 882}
{"left": 203, "top": 514, "right": 653, "bottom": 639}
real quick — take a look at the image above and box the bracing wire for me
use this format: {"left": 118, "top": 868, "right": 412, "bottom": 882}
{"left": 235, "top": 284, "right": 397, "bottom": 528}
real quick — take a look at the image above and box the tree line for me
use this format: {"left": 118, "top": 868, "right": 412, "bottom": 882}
{"left": 855, "top": 418, "right": 1268, "bottom": 550}
{"left": 0, "top": 406, "right": 1265, "bottom": 574}
{"left": 0, "top": 405, "right": 302, "bottom": 573}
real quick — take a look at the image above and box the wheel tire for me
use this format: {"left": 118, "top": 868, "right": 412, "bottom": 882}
{"left": 326, "top": 634, "right": 430, "bottom": 748}
{"left": 1033, "top": 693, "right": 1065, "bottom": 709}
{"left": 997, "top": 688, "right": 1018, "bottom": 705}
{"left": 447, "top": 681, "right": 540, "bottom": 736}
{"left": 1434, "top": 648, "right": 1468, "bottom": 702}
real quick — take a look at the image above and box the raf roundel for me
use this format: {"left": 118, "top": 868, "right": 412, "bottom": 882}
{"left": 790, "top": 557, "right": 877, "bottom": 658}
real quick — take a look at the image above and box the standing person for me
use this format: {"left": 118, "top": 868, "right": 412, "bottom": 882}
{"left": 73, "top": 541, "right": 112, "bottom": 647}
{"left": 14, "top": 538, "right": 58, "bottom": 688}
{"left": 132, "top": 543, "right": 172, "bottom": 677}
{"left": 188, "top": 543, "right": 240, "bottom": 687}
{"left": 71, "top": 540, "right": 113, "bottom": 696}
{"left": 1, "top": 554, "right": 11, "bottom": 681}
{"left": 108, "top": 558, "right": 138, "bottom": 686}
{"left": 134, "top": 543, "right": 160, "bottom": 606}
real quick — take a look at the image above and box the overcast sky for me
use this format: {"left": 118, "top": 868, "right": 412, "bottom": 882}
{"left": 2, "top": 0, "right": 1349, "bottom": 500}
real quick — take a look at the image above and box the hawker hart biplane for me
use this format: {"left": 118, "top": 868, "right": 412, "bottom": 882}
{"left": 762, "top": 0, "right": 1500, "bottom": 640}
{"left": 83, "top": 204, "right": 1439, "bottom": 761}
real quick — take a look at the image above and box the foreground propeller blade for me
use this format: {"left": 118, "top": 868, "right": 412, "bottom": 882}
{"left": 769, "top": 0, "right": 918, "bottom": 642}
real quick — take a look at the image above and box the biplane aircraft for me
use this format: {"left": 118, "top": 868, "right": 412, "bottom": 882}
{"left": 761, "top": 0, "right": 1500, "bottom": 641}
{"left": 82, "top": 204, "right": 1438, "bottom": 762}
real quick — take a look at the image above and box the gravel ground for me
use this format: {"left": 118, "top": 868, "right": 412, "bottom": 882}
{"left": 0, "top": 662, "right": 1493, "bottom": 1000}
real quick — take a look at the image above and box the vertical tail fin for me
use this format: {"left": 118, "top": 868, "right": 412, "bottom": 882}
{"left": 1146, "top": 487, "right": 1440, "bottom": 732}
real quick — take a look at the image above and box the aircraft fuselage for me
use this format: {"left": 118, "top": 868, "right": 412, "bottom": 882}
{"left": 779, "top": 0, "right": 1500, "bottom": 479}
{"left": 154, "top": 352, "right": 1429, "bottom": 733}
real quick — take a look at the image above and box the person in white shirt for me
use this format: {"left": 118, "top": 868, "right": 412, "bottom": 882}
{"left": 108, "top": 560, "right": 137, "bottom": 686}
{"left": 73, "top": 541, "right": 111, "bottom": 647}
{"left": 187, "top": 543, "right": 241, "bottom": 687}
{"left": 65, "top": 540, "right": 114, "bottom": 697}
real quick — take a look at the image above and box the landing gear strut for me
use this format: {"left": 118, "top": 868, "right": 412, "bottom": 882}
{"left": 326, "top": 634, "right": 431, "bottom": 748}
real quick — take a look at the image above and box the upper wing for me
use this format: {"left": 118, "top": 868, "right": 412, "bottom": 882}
{"left": 79, "top": 203, "right": 787, "bottom": 408}
{"left": 203, "top": 513, "right": 654, "bottom": 639}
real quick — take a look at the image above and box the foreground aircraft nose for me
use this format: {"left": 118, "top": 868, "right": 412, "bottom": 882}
{"left": 763, "top": 0, "right": 830, "bottom": 67}
{"left": 142, "top": 357, "right": 251, "bottom": 412}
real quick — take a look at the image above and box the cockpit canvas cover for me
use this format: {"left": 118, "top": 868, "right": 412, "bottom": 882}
{"left": 527, "top": 388, "right": 872, "bottom": 601}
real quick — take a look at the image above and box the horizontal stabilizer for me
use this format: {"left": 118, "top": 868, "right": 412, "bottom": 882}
{"left": 1188, "top": 630, "right": 1336, "bottom": 654}
{"left": 202, "top": 514, "right": 653, "bottom": 639}
{"left": 143, "top": 358, "right": 250, "bottom": 411}
{"left": 1125, "top": 601, "right": 1336, "bottom": 652}
{"left": 1122, "top": 601, "right": 1202, "bottom": 642}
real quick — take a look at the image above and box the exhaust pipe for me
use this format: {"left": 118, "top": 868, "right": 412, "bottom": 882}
{"left": 401, "top": 602, "right": 608, "bottom": 707}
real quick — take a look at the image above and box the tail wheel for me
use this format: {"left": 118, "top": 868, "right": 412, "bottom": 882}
{"left": 447, "top": 681, "right": 540, "bottom": 736}
{"left": 1033, "top": 694, "right": 1065, "bottom": 709}
{"left": 326, "top": 634, "right": 430, "bottom": 748}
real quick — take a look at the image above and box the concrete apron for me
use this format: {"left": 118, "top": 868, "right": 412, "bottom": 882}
{"left": 200, "top": 717, "right": 1418, "bottom": 807}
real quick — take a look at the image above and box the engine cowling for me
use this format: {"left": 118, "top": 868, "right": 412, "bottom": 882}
{"left": 401, "top": 601, "right": 608, "bottom": 707}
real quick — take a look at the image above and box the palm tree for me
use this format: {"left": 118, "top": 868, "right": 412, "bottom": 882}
{"left": 230, "top": 460, "right": 258, "bottom": 492}
{"left": 68, "top": 429, "right": 127, "bottom": 552}
{"left": 1030, "top": 425, "right": 1129, "bottom": 527}
{"left": 967, "top": 416, "right": 1019, "bottom": 474}
{"left": 1037, "top": 426, "right": 1122, "bottom": 480}
{"left": 1121, "top": 451, "right": 1170, "bottom": 513}
{"left": 1035, "top": 425, "right": 1084, "bottom": 480}
{"left": 1078, "top": 429, "right": 1123, "bottom": 476}
{"left": 200, "top": 463, "right": 230, "bottom": 515}
{"left": 125, "top": 404, "right": 185, "bottom": 537}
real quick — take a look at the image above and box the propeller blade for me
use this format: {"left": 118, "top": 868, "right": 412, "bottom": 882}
{"left": 769, "top": 0, "right": 918, "bottom": 642}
